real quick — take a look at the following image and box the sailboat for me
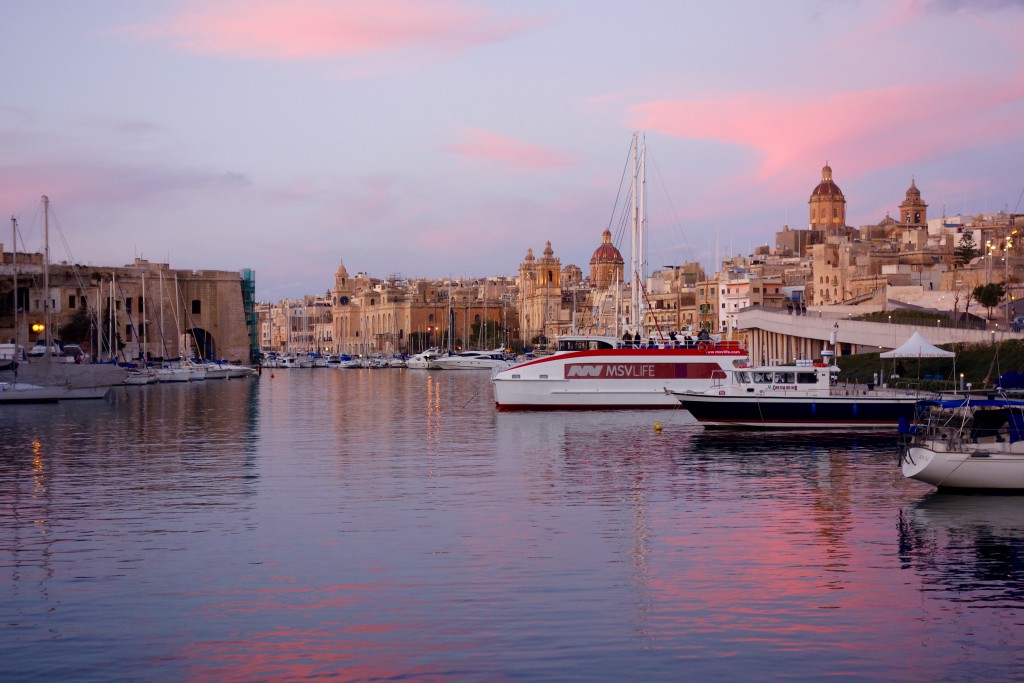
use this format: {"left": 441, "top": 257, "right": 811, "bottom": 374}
{"left": 0, "top": 197, "right": 127, "bottom": 397}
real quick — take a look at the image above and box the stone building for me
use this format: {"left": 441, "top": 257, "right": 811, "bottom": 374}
{"left": 589, "top": 228, "right": 624, "bottom": 288}
{"left": 899, "top": 179, "right": 928, "bottom": 227}
{"left": 1, "top": 252, "right": 256, "bottom": 362}
{"left": 808, "top": 163, "right": 847, "bottom": 234}
{"left": 328, "top": 261, "right": 515, "bottom": 355}
{"left": 517, "top": 242, "right": 564, "bottom": 344}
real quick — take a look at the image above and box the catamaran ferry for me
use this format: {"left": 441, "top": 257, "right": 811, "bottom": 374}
{"left": 492, "top": 334, "right": 747, "bottom": 410}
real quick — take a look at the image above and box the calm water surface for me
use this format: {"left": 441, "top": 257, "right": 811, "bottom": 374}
{"left": 2, "top": 370, "right": 1023, "bottom": 681}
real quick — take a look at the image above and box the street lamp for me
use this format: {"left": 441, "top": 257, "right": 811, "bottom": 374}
{"left": 31, "top": 323, "right": 45, "bottom": 333}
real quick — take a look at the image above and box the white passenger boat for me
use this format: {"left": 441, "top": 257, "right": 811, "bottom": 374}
{"left": 900, "top": 397, "right": 1024, "bottom": 490}
{"left": 673, "top": 359, "right": 924, "bottom": 429}
{"left": 431, "top": 347, "right": 514, "bottom": 371}
{"left": 492, "top": 334, "right": 747, "bottom": 410}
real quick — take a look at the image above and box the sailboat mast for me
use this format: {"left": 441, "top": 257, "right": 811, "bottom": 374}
{"left": 629, "top": 136, "right": 638, "bottom": 331}
{"left": 41, "top": 195, "right": 52, "bottom": 350}
{"left": 141, "top": 272, "right": 147, "bottom": 361}
{"left": 10, "top": 217, "right": 17, "bottom": 354}
{"left": 639, "top": 137, "right": 646, "bottom": 323}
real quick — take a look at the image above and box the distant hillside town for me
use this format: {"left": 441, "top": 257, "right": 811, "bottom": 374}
{"left": 3, "top": 163, "right": 1021, "bottom": 364}
{"left": 255, "top": 163, "right": 1022, "bottom": 357}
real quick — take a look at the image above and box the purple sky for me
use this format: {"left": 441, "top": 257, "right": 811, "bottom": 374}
{"left": 3, "top": 0, "right": 1023, "bottom": 301}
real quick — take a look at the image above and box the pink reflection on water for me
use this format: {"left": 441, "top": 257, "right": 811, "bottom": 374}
{"left": 181, "top": 583, "right": 471, "bottom": 682}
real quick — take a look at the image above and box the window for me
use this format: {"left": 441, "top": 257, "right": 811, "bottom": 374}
{"left": 191, "top": 300, "right": 201, "bottom": 315}
{"left": 125, "top": 324, "right": 132, "bottom": 338}
{"left": 126, "top": 297, "right": 132, "bottom": 314}
{"left": 69, "top": 295, "right": 76, "bottom": 308}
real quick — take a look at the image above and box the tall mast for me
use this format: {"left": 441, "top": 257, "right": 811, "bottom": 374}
{"left": 628, "top": 134, "right": 646, "bottom": 333}
{"left": 41, "top": 195, "right": 52, "bottom": 350}
{"left": 10, "top": 217, "right": 16, "bottom": 354}
{"left": 629, "top": 135, "right": 637, "bottom": 331}
{"left": 141, "top": 272, "right": 147, "bottom": 361}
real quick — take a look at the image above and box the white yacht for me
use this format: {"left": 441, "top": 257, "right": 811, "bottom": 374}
{"left": 407, "top": 348, "right": 443, "bottom": 369}
{"left": 431, "top": 348, "right": 514, "bottom": 371}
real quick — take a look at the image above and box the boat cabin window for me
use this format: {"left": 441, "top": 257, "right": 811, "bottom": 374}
{"left": 558, "top": 339, "right": 614, "bottom": 352}
{"left": 750, "top": 372, "right": 774, "bottom": 384}
{"left": 796, "top": 371, "right": 818, "bottom": 384}
{"left": 734, "top": 371, "right": 750, "bottom": 384}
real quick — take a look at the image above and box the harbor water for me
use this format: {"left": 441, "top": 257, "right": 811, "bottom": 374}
{"left": 2, "top": 370, "right": 1023, "bottom": 681}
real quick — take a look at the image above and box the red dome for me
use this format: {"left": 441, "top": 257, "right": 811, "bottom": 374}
{"left": 590, "top": 229, "right": 623, "bottom": 264}
{"left": 811, "top": 164, "right": 843, "bottom": 198}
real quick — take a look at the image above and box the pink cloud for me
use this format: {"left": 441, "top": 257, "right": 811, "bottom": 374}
{"left": 627, "top": 74, "right": 1024, "bottom": 186}
{"left": 118, "top": 0, "right": 537, "bottom": 61}
{"left": 441, "top": 128, "right": 581, "bottom": 170}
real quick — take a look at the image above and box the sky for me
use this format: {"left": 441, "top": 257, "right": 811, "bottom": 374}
{"left": 3, "top": 0, "right": 1024, "bottom": 302}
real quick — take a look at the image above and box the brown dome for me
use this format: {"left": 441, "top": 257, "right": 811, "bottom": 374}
{"left": 590, "top": 228, "right": 623, "bottom": 264}
{"left": 811, "top": 164, "right": 843, "bottom": 197}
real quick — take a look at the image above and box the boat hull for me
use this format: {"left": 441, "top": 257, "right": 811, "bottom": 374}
{"left": 676, "top": 393, "right": 920, "bottom": 429}
{"left": 0, "top": 382, "right": 65, "bottom": 403}
{"left": 493, "top": 347, "right": 744, "bottom": 410}
{"left": 0, "top": 360, "right": 124, "bottom": 399}
{"left": 902, "top": 443, "right": 1024, "bottom": 490}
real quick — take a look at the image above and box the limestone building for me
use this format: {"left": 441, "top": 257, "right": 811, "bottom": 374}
{"left": 899, "top": 179, "right": 928, "bottom": 227}
{"left": 1, "top": 252, "right": 257, "bottom": 363}
{"left": 808, "top": 163, "right": 847, "bottom": 234}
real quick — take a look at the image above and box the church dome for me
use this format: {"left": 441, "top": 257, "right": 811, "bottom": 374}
{"left": 590, "top": 229, "right": 623, "bottom": 265}
{"left": 906, "top": 178, "right": 921, "bottom": 197}
{"left": 811, "top": 164, "right": 843, "bottom": 197}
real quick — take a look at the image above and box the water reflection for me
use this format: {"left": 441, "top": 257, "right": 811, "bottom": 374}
{"left": 899, "top": 493, "right": 1024, "bottom": 605}
{"left": 1, "top": 373, "right": 1023, "bottom": 681}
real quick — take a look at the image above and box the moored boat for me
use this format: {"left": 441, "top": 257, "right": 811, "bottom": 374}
{"left": 0, "top": 381, "right": 66, "bottom": 403}
{"left": 493, "top": 334, "right": 747, "bottom": 410}
{"left": 900, "top": 397, "right": 1024, "bottom": 490}
{"left": 407, "top": 348, "right": 442, "bottom": 369}
{"left": 432, "top": 347, "right": 513, "bottom": 371}
{"left": 673, "top": 359, "right": 925, "bottom": 429}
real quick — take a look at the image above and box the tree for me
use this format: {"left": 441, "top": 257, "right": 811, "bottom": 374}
{"left": 972, "top": 282, "right": 1005, "bottom": 319}
{"left": 954, "top": 232, "right": 979, "bottom": 268}
{"left": 59, "top": 306, "right": 93, "bottom": 344}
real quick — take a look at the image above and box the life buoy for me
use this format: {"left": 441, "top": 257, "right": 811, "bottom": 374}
{"left": 697, "top": 342, "right": 709, "bottom": 351}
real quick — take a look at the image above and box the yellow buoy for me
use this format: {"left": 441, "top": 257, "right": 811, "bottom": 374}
{"left": 653, "top": 422, "right": 663, "bottom": 433}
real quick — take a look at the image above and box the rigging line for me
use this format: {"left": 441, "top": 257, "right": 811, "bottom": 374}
{"left": 606, "top": 138, "right": 634, "bottom": 241}
{"left": 1014, "top": 186, "right": 1024, "bottom": 214}
{"left": 646, "top": 147, "right": 696, "bottom": 264}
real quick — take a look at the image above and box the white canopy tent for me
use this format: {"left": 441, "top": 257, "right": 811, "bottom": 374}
{"left": 879, "top": 331, "right": 955, "bottom": 386}
{"left": 880, "top": 332, "right": 955, "bottom": 358}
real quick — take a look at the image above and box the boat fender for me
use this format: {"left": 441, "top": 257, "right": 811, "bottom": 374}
{"left": 719, "top": 390, "right": 726, "bottom": 395}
